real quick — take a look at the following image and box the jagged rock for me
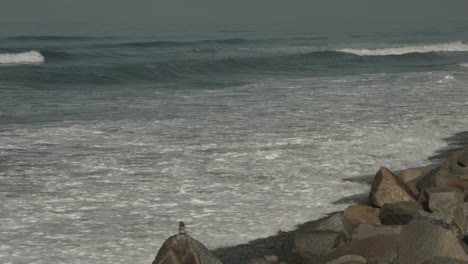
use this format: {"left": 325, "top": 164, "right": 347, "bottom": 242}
{"left": 424, "top": 188, "right": 464, "bottom": 213}
{"left": 422, "top": 256, "right": 468, "bottom": 264}
{"left": 419, "top": 148, "right": 468, "bottom": 190}
{"left": 379, "top": 201, "right": 423, "bottom": 225}
{"left": 246, "top": 258, "right": 272, "bottom": 264}
{"left": 351, "top": 223, "right": 402, "bottom": 240}
{"left": 401, "top": 170, "right": 424, "bottom": 196}
{"left": 263, "top": 255, "right": 278, "bottom": 262}
{"left": 344, "top": 205, "right": 381, "bottom": 225}
{"left": 413, "top": 203, "right": 465, "bottom": 237}
{"left": 326, "top": 255, "right": 366, "bottom": 264}
{"left": 401, "top": 170, "right": 424, "bottom": 183}
{"left": 280, "top": 230, "right": 346, "bottom": 264}
{"left": 369, "top": 167, "right": 417, "bottom": 207}
{"left": 398, "top": 220, "right": 468, "bottom": 264}
{"left": 152, "top": 234, "right": 223, "bottom": 264}
{"left": 344, "top": 223, "right": 401, "bottom": 263}
{"left": 305, "top": 212, "right": 354, "bottom": 240}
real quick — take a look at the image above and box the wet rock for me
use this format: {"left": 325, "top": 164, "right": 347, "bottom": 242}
{"left": 326, "top": 255, "right": 366, "bottom": 264}
{"left": 280, "top": 230, "right": 346, "bottom": 264}
{"left": 344, "top": 205, "right": 381, "bottom": 225}
{"left": 398, "top": 220, "right": 468, "bottom": 264}
{"left": 369, "top": 167, "right": 417, "bottom": 207}
{"left": 152, "top": 234, "right": 223, "bottom": 264}
{"left": 378, "top": 201, "right": 423, "bottom": 225}
{"left": 424, "top": 188, "right": 464, "bottom": 213}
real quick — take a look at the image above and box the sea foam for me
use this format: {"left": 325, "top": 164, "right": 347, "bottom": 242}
{"left": 0, "top": 50, "right": 44, "bottom": 65}
{"left": 338, "top": 41, "right": 468, "bottom": 56}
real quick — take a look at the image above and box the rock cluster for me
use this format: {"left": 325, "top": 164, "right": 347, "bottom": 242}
{"left": 151, "top": 147, "right": 468, "bottom": 264}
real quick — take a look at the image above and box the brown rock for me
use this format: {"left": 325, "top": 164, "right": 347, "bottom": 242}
{"left": 152, "top": 234, "right": 222, "bottom": 264}
{"left": 302, "top": 213, "right": 354, "bottom": 240}
{"left": 281, "top": 230, "right": 346, "bottom": 264}
{"left": 422, "top": 256, "right": 468, "bottom": 264}
{"left": 326, "top": 255, "right": 366, "bottom": 264}
{"left": 401, "top": 170, "right": 424, "bottom": 196}
{"left": 420, "top": 148, "right": 468, "bottom": 190}
{"left": 326, "top": 223, "right": 401, "bottom": 262}
{"left": 344, "top": 205, "right": 381, "bottom": 225}
{"left": 379, "top": 201, "right": 423, "bottom": 225}
{"left": 345, "top": 223, "right": 402, "bottom": 263}
{"left": 369, "top": 167, "right": 417, "bottom": 207}
{"left": 398, "top": 220, "right": 468, "bottom": 264}
{"left": 401, "top": 169, "right": 424, "bottom": 184}
{"left": 351, "top": 223, "right": 402, "bottom": 240}
{"left": 424, "top": 188, "right": 464, "bottom": 213}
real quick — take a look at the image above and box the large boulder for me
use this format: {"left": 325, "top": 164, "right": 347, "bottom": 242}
{"left": 307, "top": 213, "right": 355, "bottom": 240}
{"left": 344, "top": 205, "right": 381, "bottom": 225}
{"left": 345, "top": 223, "right": 402, "bottom": 263}
{"left": 423, "top": 188, "right": 464, "bottom": 213}
{"left": 398, "top": 220, "right": 468, "bottom": 264}
{"left": 422, "top": 256, "right": 468, "bottom": 264}
{"left": 280, "top": 230, "right": 346, "bottom": 264}
{"left": 369, "top": 167, "right": 417, "bottom": 207}
{"left": 378, "top": 201, "right": 423, "bottom": 225}
{"left": 325, "top": 255, "right": 366, "bottom": 264}
{"left": 152, "top": 234, "right": 223, "bottom": 264}
{"left": 418, "top": 148, "right": 468, "bottom": 190}
{"left": 400, "top": 170, "right": 424, "bottom": 197}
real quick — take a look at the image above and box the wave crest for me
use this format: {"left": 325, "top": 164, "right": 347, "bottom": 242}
{"left": 0, "top": 51, "right": 44, "bottom": 65}
{"left": 338, "top": 41, "right": 468, "bottom": 56}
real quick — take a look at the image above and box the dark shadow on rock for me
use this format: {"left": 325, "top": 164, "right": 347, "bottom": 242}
{"left": 429, "top": 131, "right": 468, "bottom": 162}
{"left": 212, "top": 231, "right": 288, "bottom": 264}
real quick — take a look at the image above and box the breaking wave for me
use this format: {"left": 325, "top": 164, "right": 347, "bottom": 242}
{"left": 0, "top": 51, "right": 44, "bottom": 65}
{"left": 460, "top": 63, "right": 468, "bottom": 68}
{"left": 338, "top": 41, "right": 468, "bottom": 56}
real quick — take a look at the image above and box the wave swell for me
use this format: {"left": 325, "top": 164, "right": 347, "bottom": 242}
{"left": 0, "top": 51, "right": 44, "bottom": 65}
{"left": 338, "top": 41, "right": 468, "bottom": 56}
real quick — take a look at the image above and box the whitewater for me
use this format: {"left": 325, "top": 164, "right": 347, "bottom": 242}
{"left": 0, "top": 50, "right": 44, "bottom": 65}
{"left": 1, "top": 24, "right": 468, "bottom": 264}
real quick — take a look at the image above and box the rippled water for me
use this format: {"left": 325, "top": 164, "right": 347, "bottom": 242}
{"left": 1, "top": 23, "right": 468, "bottom": 263}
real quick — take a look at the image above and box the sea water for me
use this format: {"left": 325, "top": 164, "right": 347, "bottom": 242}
{"left": 1, "top": 23, "right": 468, "bottom": 263}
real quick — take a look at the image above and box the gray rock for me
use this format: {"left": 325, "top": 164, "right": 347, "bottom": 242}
{"left": 378, "top": 201, "right": 422, "bottom": 225}
{"left": 369, "top": 167, "right": 417, "bottom": 208}
{"left": 398, "top": 220, "right": 468, "bottom": 264}
{"left": 152, "top": 234, "right": 223, "bottom": 264}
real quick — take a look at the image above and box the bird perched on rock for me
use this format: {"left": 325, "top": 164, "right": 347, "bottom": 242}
{"left": 179, "top": 221, "right": 186, "bottom": 235}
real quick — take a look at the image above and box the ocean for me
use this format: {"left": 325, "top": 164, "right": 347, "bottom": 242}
{"left": 1, "top": 23, "right": 468, "bottom": 263}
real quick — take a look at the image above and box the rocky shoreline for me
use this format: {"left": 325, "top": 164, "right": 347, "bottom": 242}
{"left": 151, "top": 145, "right": 468, "bottom": 264}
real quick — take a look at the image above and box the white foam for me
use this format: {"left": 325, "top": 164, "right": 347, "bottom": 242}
{"left": 0, "top": 51, "right": 44, "bottom": 65}
{"left": 460, "top": 63, "right": 468, "bottom": 68}
{"left": 338, "top": 41, "right": 468, "bottom": 56}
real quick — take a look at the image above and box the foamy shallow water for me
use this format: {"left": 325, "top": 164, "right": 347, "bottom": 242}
{"left": 1, "top": 69, "right": 468, "bottom": 263}
{"left": 1, "top": 23, "right": 468, "bottom": 263}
